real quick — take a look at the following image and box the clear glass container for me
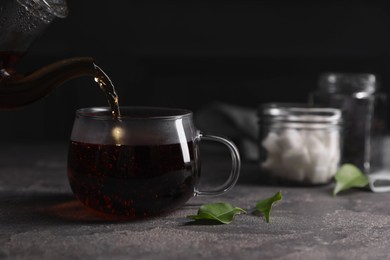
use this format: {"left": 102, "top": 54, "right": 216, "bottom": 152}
{"left": 0, "top": 0, "right": 68, "bottom": 75}
{"left": 258, "top": 103, "right": 342, "bottom": 185}
{"left": 310, "top": 73, "right": 388, "bottom": 174}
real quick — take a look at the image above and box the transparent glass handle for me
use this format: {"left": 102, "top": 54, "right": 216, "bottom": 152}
{"left": 195, "top": 133, "right": 241, "bottom": 196}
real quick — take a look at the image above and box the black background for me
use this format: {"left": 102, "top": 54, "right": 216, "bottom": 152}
{"left": 1, "top": 0, "right": 390, "bottom": 140}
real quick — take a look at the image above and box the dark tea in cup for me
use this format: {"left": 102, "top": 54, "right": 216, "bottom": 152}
{"left": 67, "top": 107, "right": 240, "bottom": 219}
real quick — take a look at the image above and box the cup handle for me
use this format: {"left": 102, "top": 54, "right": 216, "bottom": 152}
{"left": 194, "top": 133, "right": 241, "bottom": 196}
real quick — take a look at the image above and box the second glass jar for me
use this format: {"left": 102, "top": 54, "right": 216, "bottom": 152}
{"left": 310, "top": 73, "right": 387, "bottom": 174}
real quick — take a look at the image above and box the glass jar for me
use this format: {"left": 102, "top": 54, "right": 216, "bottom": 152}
{"left": 258, "top": 103, "right": 342, "bottom": 185}
{"left": 310, "top": 73, "right": 388, "bottom": 174}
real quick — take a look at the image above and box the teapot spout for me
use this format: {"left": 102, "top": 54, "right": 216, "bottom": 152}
{"left": 0, "top": 57, "right": 96, "bottom": 109}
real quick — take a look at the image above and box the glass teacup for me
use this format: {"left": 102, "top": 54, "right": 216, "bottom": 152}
{"left": 67, "top": 107, "right": 241, "bottom": 219}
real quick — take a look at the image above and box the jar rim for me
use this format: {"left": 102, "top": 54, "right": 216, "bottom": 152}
{"left": 318, "top": 72, "right": 378, "bottom": 94}
{"left": 260, "top": 103, "right": 341, "bottom": 124}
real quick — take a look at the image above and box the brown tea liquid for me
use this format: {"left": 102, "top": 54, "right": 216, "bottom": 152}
{"left": 93, "top": 64, "right": 121, "bottom": 119}
{"left": 0, "top": 51, "right": 23, "bottom": 69}
{"left": 67, "top": 141, "right": 198, "bottom": 218}
{"left": 0, "top": 51, "right": 24, "bottom": 77}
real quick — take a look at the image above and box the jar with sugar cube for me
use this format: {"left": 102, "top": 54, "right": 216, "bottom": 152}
{"left": 258, "top": 103, "right": 342, "bottom": 185}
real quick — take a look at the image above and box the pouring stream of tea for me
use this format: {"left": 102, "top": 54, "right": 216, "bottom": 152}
{"left": 94, "top": 64, "right": 121, "bottom": 119}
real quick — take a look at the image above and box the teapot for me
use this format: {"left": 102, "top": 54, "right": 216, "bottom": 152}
{"left": 0, "top": 0, "right": 96, "bottom": 108}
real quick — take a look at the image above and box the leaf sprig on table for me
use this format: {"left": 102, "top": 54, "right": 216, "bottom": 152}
{"left": 187, "top": 202, "right": 246, "bottom": 224}
{"left": 333, "top": 164, "right": 369, "bottom": 196}
{"left": 186, "top": 191, "right": 282, "bottom": 225}
{"left": 254, "top": 191, "right": 283, "bottom": 223}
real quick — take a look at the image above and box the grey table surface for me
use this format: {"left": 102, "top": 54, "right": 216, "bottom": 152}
{"left": 0, "top": 142, "right": 390, "bottom": 260}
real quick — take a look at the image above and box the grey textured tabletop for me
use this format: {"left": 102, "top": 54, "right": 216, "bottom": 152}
{"left": 0, "top": 142, "right": 389, "bottom": 259}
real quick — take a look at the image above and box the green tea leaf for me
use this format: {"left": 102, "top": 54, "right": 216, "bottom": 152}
{"left": 187, "top": 202, "right": 246, "bottom": 224}
{"left": 333, "top": 164, "right": 369, "bottom": 196}
{"left": 255, "top": 191, "right": 283, "bottom": 223}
